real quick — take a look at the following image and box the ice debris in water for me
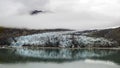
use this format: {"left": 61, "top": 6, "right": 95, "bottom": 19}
{"left": 10, "top": 31, "right": 117, "bottom": 47}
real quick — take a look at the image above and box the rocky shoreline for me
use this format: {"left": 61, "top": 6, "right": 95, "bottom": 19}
{"left": 0, "top": 27, "right": 120, "bottom": 48}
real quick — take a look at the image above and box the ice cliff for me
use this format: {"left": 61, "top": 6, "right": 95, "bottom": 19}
{"left": 10, "top": 31, "right": 118, "bottom": 47}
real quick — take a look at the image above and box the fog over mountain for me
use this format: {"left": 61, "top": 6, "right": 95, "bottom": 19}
{"left": 0, "top": 0, "right": 120, "bottom": 30}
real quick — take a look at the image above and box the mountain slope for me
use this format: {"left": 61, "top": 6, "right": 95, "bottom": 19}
{"left": 89, "top": 27, "right": 120, "bottom": 46}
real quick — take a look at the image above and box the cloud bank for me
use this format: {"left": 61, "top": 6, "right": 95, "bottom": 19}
{"left": 0, "top": 0, "right": 120, "bottom": 30}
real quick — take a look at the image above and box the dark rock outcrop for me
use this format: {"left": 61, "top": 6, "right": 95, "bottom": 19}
{"left": 30, "top": 10, "right": 43, "bottom": 15}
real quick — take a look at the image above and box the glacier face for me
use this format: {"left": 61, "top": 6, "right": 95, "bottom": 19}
{"left": 10, "top": 31, "right": 118, "bottom": 47}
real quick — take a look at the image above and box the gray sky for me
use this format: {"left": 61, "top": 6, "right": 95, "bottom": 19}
{"left": 0, "top": 0, "right": 120, "bottom": 30}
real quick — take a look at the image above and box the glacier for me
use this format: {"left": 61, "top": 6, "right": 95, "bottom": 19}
{"left": 10, "top": 31, "right": 118, "bottom": 47}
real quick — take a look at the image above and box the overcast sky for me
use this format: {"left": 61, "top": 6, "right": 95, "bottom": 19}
{"left": 0, "top": 0, "right": 120, "bottom": 30}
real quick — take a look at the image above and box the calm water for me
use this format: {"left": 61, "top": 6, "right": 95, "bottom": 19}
{"left": 0, "top": 48, "right": 120, "bottom": 68}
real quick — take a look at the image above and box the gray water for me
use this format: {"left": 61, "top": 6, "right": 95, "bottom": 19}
{"left": 0, "top": 48, "right": 120, "bottom": 68}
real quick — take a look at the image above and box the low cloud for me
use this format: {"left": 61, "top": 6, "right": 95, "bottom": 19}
{"left": 0, "top": 0, "right": 120, "bottom": 30}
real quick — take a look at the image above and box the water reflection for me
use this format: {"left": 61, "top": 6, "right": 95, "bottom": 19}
{"left": 15, "top": 48, "right": 117, "bottom": 60}
{"left": 0, "top": 48, "right": 120, "bottom": 65}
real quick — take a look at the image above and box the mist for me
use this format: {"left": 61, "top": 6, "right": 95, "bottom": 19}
{"left": 0, "top": 0, "right": 120, "bottom": 30}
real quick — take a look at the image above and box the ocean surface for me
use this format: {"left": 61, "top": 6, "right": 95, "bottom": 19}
{"left": 0, "top": 48, "right": 120, "bottom": 68}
